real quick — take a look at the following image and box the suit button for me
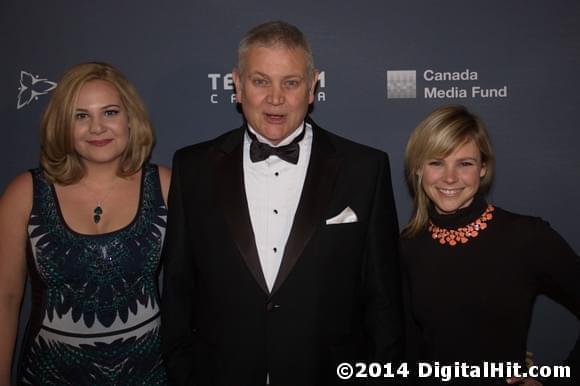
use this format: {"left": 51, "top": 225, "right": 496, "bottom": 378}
{"left": 266, "top": 302, "right": 280, "bottom": 311}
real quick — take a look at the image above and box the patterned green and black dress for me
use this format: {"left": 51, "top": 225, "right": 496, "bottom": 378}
{"left": 18, "top": 164, "right": 168, "bottom": 385}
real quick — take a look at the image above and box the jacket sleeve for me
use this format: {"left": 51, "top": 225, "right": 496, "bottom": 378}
{"left": 161, "top": 150, "right": 197, "bottom": 385}
{"left": 363, "top": 153, "right": 404, "bottom": 364}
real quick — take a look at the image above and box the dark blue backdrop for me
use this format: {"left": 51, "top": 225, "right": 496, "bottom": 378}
{"left": 1, "top": 0, "right": 578, "bottom": 380}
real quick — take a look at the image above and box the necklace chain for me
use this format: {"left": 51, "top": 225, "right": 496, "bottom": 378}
{"left": 81, "top": 178, "right": 119, "bottom": 224}
{"left": 428, "top": 204, "right": 495, "bottom": 246}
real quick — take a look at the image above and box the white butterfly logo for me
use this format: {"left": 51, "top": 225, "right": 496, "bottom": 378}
{"left": 17, "top": 71, "right": 57, "bottom": 109}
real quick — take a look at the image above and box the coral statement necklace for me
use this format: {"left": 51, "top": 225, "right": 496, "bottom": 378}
{"left": 428, "top": 204, "right": 495, "bottom": 246}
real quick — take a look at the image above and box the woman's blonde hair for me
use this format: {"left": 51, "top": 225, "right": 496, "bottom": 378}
{"left": 40, "top": 62, "right": 154, "bottom": 184}
{"left": 403, "top": 105, "right": 495, "bottom": 237}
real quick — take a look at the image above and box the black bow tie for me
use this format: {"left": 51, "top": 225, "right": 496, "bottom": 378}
{"left": 247, "top": 127, "right": 305, "bottom": 164}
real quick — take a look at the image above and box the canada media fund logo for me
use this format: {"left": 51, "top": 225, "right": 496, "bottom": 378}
{"left": 386, "top": 69, "right": 508, "bottom": 100}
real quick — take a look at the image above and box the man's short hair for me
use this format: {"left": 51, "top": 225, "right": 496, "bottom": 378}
{"left": 237, "top": 21, "right": 315, "bottom": 80}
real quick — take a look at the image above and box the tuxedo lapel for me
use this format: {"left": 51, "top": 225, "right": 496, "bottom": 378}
{"left": 212, "top": 128, "right": 269, "bottom": 295}
{"left": 271, "top": 124, "right": 340, "bottom": 296}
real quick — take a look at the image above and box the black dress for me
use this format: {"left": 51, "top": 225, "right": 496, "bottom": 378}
{"left": 401, "top": 195, "right": 579, "bottom": 385}
{"left": 18, "top": 164, "right": 168, "bottom": 385}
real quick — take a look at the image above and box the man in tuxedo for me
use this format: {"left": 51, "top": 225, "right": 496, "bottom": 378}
{"left": 161, "top": 21, "right": 403, "bottom": 386}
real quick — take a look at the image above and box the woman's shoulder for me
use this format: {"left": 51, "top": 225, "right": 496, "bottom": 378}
{"left": 146, "top": 163, "right": 171, "bottom": 205}
{"left": 155, "top": 164, "right": 171, "bottom": 182}
{"left": 492, "top": 205, "right": 574, "bottom": 250}
{"left": 399, "top": 227, "right": 432, "bottom": 260}
{"left": 143, "top": 163, "right": 170, "bottom": 180}
{"left": 1, "top": 171, "right": 34, "bottom": 199}
{"left": 0, "top": 171, "right": 34, "bottom": 220}
{"left": 492, "top": 205, "right": 549, "bottom": 230}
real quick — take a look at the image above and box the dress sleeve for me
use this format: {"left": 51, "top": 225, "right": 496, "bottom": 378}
{"left": 529, "top": 218, "right": 580, "bottom": 385}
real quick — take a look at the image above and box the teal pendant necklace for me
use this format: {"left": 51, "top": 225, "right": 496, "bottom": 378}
{"left": 83, "top": 178, "right": 118, "bottom": 225}
{"left": 93, "top": 205, "right": 104, "bottom": 224}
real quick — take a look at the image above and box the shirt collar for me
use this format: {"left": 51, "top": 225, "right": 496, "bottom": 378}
{"left": 246, "top": 122, "right": 305, "bottom": 147}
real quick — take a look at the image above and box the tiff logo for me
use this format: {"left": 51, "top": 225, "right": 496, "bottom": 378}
{"left": 386, "top": 70, "right": 416, "bottom": 99}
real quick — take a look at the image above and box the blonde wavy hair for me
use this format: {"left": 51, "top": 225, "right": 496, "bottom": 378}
{"left": 40, "top": 62, "right": 154, "bottom": 184}
{"left": 403, "top": 105, "right": 495, "bottom": 237}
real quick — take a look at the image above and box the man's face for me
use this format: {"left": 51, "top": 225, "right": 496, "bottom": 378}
{"left": 233, "top": 44, "right": 317, "bottom": 145}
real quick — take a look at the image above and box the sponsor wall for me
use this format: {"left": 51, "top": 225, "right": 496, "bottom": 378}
{"left": 2, "top": 0, "right": 578, "bottom": 379}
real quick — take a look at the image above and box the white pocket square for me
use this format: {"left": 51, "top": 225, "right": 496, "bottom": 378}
{"left": 325, "top": 206, "right": 358, "bottom": 225}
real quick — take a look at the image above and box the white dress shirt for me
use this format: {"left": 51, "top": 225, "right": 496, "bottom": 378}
{"left": 243, "top": 122, "right": 313, "bottom": 292}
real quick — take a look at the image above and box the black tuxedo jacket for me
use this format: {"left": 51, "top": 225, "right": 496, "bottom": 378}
{"left": 161, "top": 120, "right": 403, "bottom": 386}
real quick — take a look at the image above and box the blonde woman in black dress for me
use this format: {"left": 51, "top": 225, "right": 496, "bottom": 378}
{"left": 401, "top": 105, "right": 579, "bottom": 385}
